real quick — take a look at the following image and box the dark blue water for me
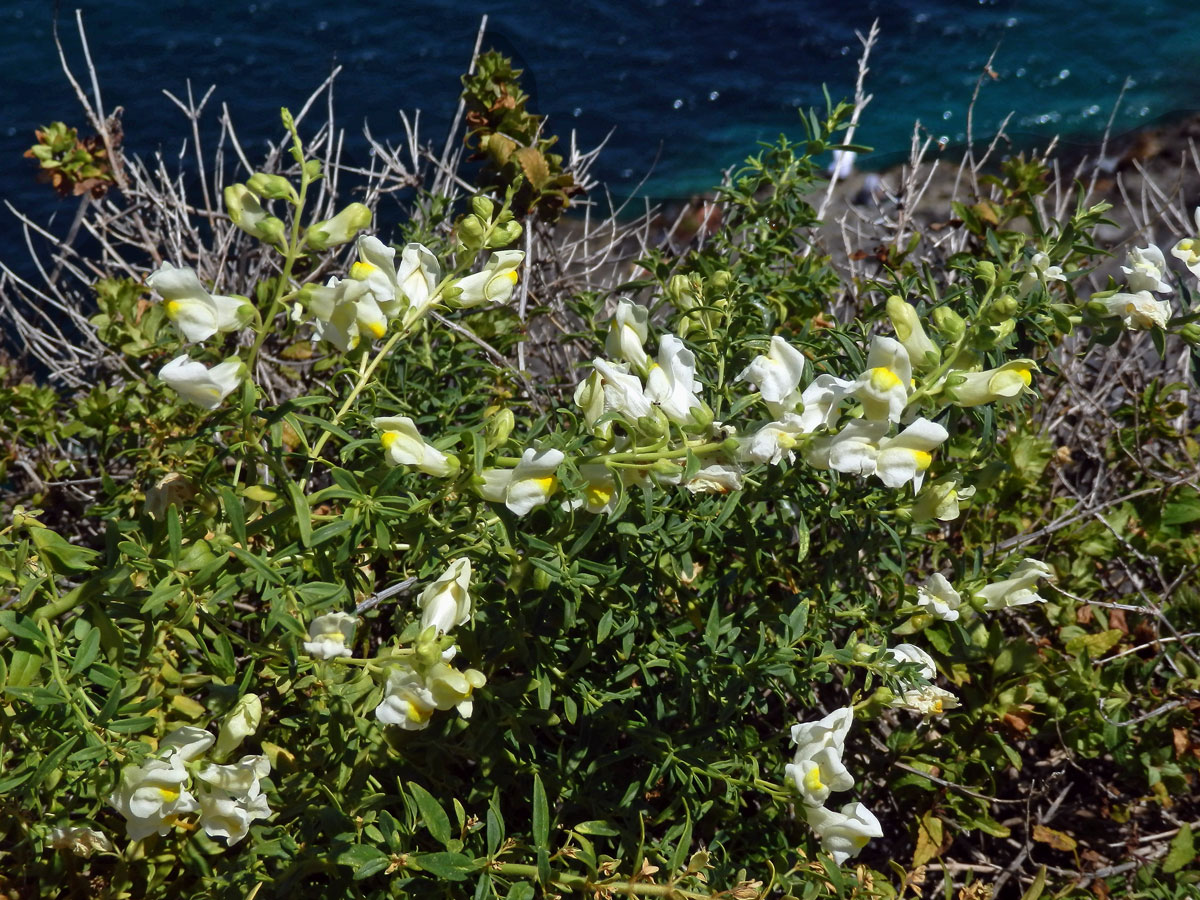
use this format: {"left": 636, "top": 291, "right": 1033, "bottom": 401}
{"left": 2, "top": 0, "right": 1199, "bottom": 237}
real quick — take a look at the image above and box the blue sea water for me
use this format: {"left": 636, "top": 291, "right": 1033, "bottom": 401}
{"left": 1, "top": 0, "right": 1198, "bottom": 229}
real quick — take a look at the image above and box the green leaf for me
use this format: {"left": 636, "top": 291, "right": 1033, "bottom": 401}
{"left": 68, "top": 626, "right": 101, "bottom": 677}
{"left": 408, "top": 781, "right": 453, "bottom": 848}
{"left": 28, "top": 527, "right": 98, "bottom": 574}
{"left": 1163, "top": 824, "right": 1195, "bottom": 874}
{"left": 220, "top": 487, "right": 248, "bottom": 547}
{"left": 1065, "top": 629, "right": 1123, "bottom": 658}
{"left": 286, "top": 480, "right": 312, "bottom": 548}
{"left": 532, "top": 773, "right": 549, "bottom": 850}
{"left": 504, "top": 883, "right": 535, "bottom": 900}
{"left": 413, "top": 851, "right": 477, "bottom": 881}
{"left": 338, "top": 843, "right": 390, "bottom": 880}
{"left": 0, "top": 612, "right": 48, "bottom": 647}
{"left": 1018, "top": 865, "right": 1046, "bottom": 900}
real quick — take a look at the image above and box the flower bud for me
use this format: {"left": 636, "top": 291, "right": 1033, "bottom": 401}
{"left": 886, "top": 295, "right": 941, "bottom": 368}
{"left": 987, "top": 294, "right": 1019, "bottom": 323}
{"left": 489, "top": 220, "right": 523, "bottom": 248}
{"left": 484, "top": 407, "right": 515, "bottom": 450}
{"left": 471, "top": 195, "right": 495, "bottom": 220}
{"left": 246, "top": 172, "right": 297, "bottom": 202}
{"left": 457, "top": 214, "right": 487, "bottom": 251}
{"left": 709, "top": 270, "right": 733, "bottom": 291}
{"left": 1179, "top": 322, "right": 1200, "bottom": 345}
{"left": 685, "top": 401, "right": 715, "bottom": 432}
{"left": 974, "top": 260, "right": 997, "bottom": 286}
{"left": 666, "top": 274, "right": 699, "bottom": 310}
{"left": 304, "top": 203, "right": 372, "bottom": 251}
{"left": 214, "top": 693, "right": 262, "bottom": 759}
{"left": 931, "top": 307, "right": 966, "bottom": 341}
{"left": 225, "top": 184, "right": 286, "bottom": 247}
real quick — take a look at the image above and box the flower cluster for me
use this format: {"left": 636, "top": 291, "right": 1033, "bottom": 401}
{"left": 108, "top": 704, "right": 271, "bottom": 845}
{"left": 301, "top": 561, "right": 487, "bottom": 734}
{"left": 784, "top": 708, "right": 882, "bottom": 865}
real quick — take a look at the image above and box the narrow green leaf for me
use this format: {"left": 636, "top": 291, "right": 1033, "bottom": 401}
{"left": 408, "top": 781, "right": 453, "bottom": 848}
{"left": 68, "top": 626, "right": 101, "bottom": 677}
{"left": 286, "top": 480, "right": 312, "bottom": 548}
{"left": 1163, "top": 824, "right": 1195, "bottom": 874}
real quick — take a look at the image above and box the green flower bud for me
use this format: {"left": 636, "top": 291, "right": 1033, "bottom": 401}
{"left": 709, "top": 270, "right": 733, "bottom": 291}
{"left": 225, "top": 184, "right": 285, "bottom": 247}
{"left": 246, "top": 172, "right": 297, "bottom": 202}
{"left": 484, "top": 408, "right": 515, "bottom": 450}
{"left": 932, "top": 307, "right": 966, "bottom": 341}
{"left": 987, "top": 294, "right": 1019, "bottom": 323}
{"left": 666, "top": 274, "right": 699, "bottom": 310}
{"left": 1180, "top": 322, "right": 1200, "bottom": 345}
{"left": 303, "top": 159, "right": 323, "bottom": 181}
{"left": 471, "top": 195, "right": 495, "bottom": 221}
{"left": 304, "top": 202, "right": 372, "bottom": 251}
{"left": 975, "top": 260, "right": 997, "bottom": 286}
{"left": 457, "top": 214, "right": 487, "bottom": 252}
{"left": 886, "top": 295, "right": 941, "bottom": 368}
{"left": 685, "top": 402, "right": 715, "bottom": 432}
{"left": 852, "top": 642, "right": 877, "bottom": 663}
{"left": 488, "top": 220, "right": 523, "bottom": 249}
{"left": 256, "top": 216, "right": 287, "bottom": 248}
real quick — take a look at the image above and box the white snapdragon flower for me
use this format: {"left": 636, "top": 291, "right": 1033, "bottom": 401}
{"left": 303, "top": 611, "right": 357, "bottom": 659}
{"left": 108, "top": 753, "right": 197, "bottom": 841}
{"left": 976, "top": 558, "right": 1055, "bottom": 609}
{"left": 1017, "top": 251, "right": 1066, "bottom": 297}
{"left": 605, "top": 298, "right": 651, "bottom": 372}
{"left": 479, "top": 447, "right": 565, "bottom": 516}
{"left": 588, "top": 359, "right": 655, "bottom": 421}
{"left": 572, "top": 463, "right": 620, "bottom": 516}
{"left": 375, "top": 659, "right": 486, "bottom": 730}
{"left": 347, "top": 235, "right": 402, "bottom": 318}
{"left": 796, "top": 374, "right": 858, "bottom": 432}
{"left": 684, "top": 463, "right": 743, "bottom": 494}
{"left": 454, "top": 250, "right": 525, "bottom": 307}
{"left": 1098, "top": 291, "right": 1172, "bottom": 330}
{"left": 853, "top": 336, "right": 912, "bottom": 423}
{"left": 159, "top": 355, "right": 246, "bottom": 410}
{"left": 418, "top": 559, "right": 473, "bottom": 635}
{"left": 372, "top": 416, "right": 456, "bottom": 476}
{"left": 943, "top": 360, "right": 1037, "bottom": 407}
{"left": 805, "top": 419, "right": 888, "bottom": 477}
{"left": 738, "top": 414, "right": 808, "bottom": 466}
{"left": 893, "top": 685, "right": 960, "bottom": 716}
{"left": 735, "top": 336, "right": 808, "bottom": 417}
{"left": 915, "top": 573, "right": 963, "bottom": 621}
{"left": 195, "top": 755, "right": 272, "bottom": 845}
{"left": 393, "top": 242, "right": 442, "bottom": 325}
{"left": 873, "top": 418, "right": 949, "bottom": 492}
{"left": 147, "top": 262, "right": 253, "bottom": 343}
{"left": 1171, "top": 208, "right": 1200, "bottom": 277}
{"left": 885, "top": 643, "right": 937, "bottom": 680}
{"left": 805, "top": 802, "right": 883, "bottom": 865}
{"left": 375, "top": 662, "right": 437, "bottom": 730}
{"left": 1121, "top": 243, "right": 1173, "bottom": 294}
{"left": 807, "top": 417, "right": 947, "bottom": 492}
{"left": 785, "top": 707, "right": 855, "bottom": 808}
{"left": 646, "top": 335, "right": 707, "bottom": 426}
{"left": 49, "top": 826, "right": 114, "bottom": 857}
{"left": 306, "top": 277, "right": 389, "bottom": 351}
